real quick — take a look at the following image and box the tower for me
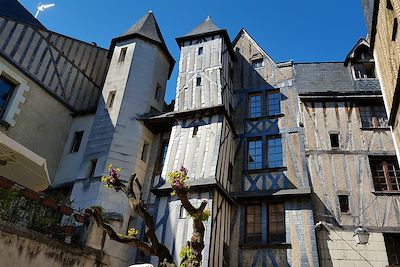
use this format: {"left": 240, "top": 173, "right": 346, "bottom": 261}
{"left": 149, "top": 17, "right": 235, "bottom": 266}
{"left": 68, "top": 11, "right": 174, "bottom": 266}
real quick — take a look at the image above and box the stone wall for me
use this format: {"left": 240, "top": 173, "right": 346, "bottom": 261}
{"left": 0, "top": 221, "right": 106, "bottom": 267}
{"left": 317, "top": 228, "right": 388, "bottom": 267}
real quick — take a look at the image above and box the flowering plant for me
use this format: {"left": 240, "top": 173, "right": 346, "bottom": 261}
{"left": 127, "top": 228, "right": 139, "bottom": 236}
{"left": 168, "top": 166, "right": 189, "bottom": 196}
{"left": 101, "top": 164, "right": 124, "bottom": 191}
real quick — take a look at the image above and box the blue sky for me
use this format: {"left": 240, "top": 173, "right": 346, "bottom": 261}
{"left": 20, "top": 0, "right": 367, "bottom": 102}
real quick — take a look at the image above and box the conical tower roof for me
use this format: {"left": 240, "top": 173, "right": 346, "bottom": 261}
{"left": 110, "top": 11, "right": 175, "bottom": 77}
{"left": 184, "top": 16, "right": 220, "bottom": 37}
{"left": 120, "top": 11, "right": 167, "bottom": 48}
{"left": 176, "top": 16, "right": 235, "bottom": 59}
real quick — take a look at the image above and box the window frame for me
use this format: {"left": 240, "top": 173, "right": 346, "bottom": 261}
{"left": 118, "top": 47, "right": 127, "bottom": 62}
{"left": 244, "top": 201, "right": 286, "bottom": 244}
{"left": 251, "top": 58, "right": 263, "bottom": 68}
{"left": 330, "top": 133, "right": 340, "bottom": 149}
{"left": 247, "top": 138, "right": 263, "bottom": 170}
{"left": 338, "top": 195, "right": 350, "bottom": 213}
{"left": 141, "top": 142, "right": 150, "bottom": 163}
{"left": 266, "top": 90, "right": 281, "bottom": 116}
{"left": 359, "top": 104, "right": 388, "bottom": 128}
{"left": 196, "top": 77, "right": 202, "bottom": 86}
{"left": 198, "top": 47, "right": 204, "bottom": 55}
{"left": 0, "top": 75, "right": 16, "bottom": 118}
{"left": 106, "top": 90, "right": 116, "bottom": 109}
{"left": 248, "top": 93, "right": 262, "bottom": 118}
{"left": 266, "top": 136, "right": 283, "bottom": 168}
{"left": 70, "top": 131, "right": 84, "bottom": 153}
{"left": 369, "top": 156, "right": 400, "bottom": 192}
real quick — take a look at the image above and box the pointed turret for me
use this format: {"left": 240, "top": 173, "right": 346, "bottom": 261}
{"left": 175, "top": 16, "right": 234, "bottom": 58}
{"left": 110, "top": 11, "right": 175, "bottom": 76}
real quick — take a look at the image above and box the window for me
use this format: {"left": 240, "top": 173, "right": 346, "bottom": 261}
{"left": 155, "top": 84, "right": 162, "bottom": 102}
{"left": 245, "top": 203, "right": 262, "bottom": 243}
{"left": 87, "top": 159, "right": 97, "bottom": 178}
{"left": 245, "top": 202, "right": 285, "bottom": 244}
{"left": 359, "top": 105, "right": 388, "bottom": 128}
{"left": 248, "top": 93, "right": 262, "bottom": 118}
{"left": 267, "top": 137, "right": 283, "bottom": 168}
{"left": 141, "top": 142, "right": 150, "bottom": 162}
{"left": 268, "top": 203, "right": 285, "bottom": 243}
{"left": 330, "top": 133, "right": 339, "bottom": 149}
{"left": 179, "top": 205, "right": 187, "bottom": 219}
{"left": 228, "top": 162, "right": 233, "bottom": 184}
{"left": 338, "top": 195, "right": 349, "bottom": 212}
{"left": 384, "top": 233, "right": 400, "bottom": 266}
{"left": 392, "top": 18, "right": 398, "bottom": 41}
{"left": 198, "top": 47, "right": 203, "bottom": 55}
{"left": 70, "top": 131, "right": 84, "bottom": 153}
{"left": 247, "top": 139, "right": 263, "bottom": 170}
{"left": 160, "top": 142, "right": 168, "bottom": 169}
{"left": 353, "top": 63, "right": 376, "bottom": 78}
{"left": 267, "top": 92, "right": 281, "bottom": 115}
{"left": 118, "top": 47, "right": 127, "bottom": 62}
{"left": 369, "top": 156, "right": 400, "bottom": 191}
{"left": 252, "top": 58, "right": 263, "bottom": 68}
{"left": 106, "top": 90, "right": 116, "bottom": 109}
{"left": 0, "top": 76, "right": 15, "bottom": 116}
{"left": 192, "top": 125, "right": 199, "bottom": 137}
{"left": 196, "top": 77, "right": 202, "bottom": 86}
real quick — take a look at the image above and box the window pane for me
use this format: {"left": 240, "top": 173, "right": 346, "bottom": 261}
{"left": 268, "top": 203, "right": 285, "bottom": 243}
{"left": 267, "top": 92, "right": 281, "bottom": 115}
{"left": 369, "top": 156, "right": 400, "bottom": 191}
{"left": 249, "top": 94, "right": 261, "bottom": 118}
{"left": 248, "top": 139, "right": 263, "bottom": 170}
{"left": 0, "top": 76, "right": 14, "bottom": 114}
{"left": 267, "top": 138, "right": 283, "bottom": 168}
{"left": 359, "top": 105, "right": 388, "bottom": 128}
{"left": 246, "top": 203, "right": 262, "bottom": 243}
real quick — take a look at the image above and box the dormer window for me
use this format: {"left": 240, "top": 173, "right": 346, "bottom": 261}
{"left": 351, "top": 45, "right": 376, "bottom": 79}
{"left": 251, "top": 58, "right": 263, "bottom": 68}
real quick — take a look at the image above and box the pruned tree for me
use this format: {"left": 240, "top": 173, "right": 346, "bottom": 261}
{"left": 85, "top": 165, "right": 209, "bottom": 267}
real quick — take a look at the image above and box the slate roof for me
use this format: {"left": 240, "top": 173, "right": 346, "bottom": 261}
{"left": 120, "top": 11, "right": 167, "bottom": 48}
{"left": 184, "top": 16, "right": 220, "bottom": 37}
{"left": 110, "top": 11, "right": 175, "bottom": 77}
{"left": 294, "top": 62, "right": 381, "bottom": 94}
{"left": 0, "top": 0, "right": 45, "bottom": 29}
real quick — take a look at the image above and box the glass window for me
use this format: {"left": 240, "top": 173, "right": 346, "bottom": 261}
{"left": 118, "top": 47, "right": 127, "bottom": 62}
{"left": 384, "top": 233, "right": 400, "bottom": 266}
{"left": 252, "top": 58, "right": 263, "bottom": 68}
{"left": 369, "top": 156, "right": 400, "bottom": 191}
{"left": 330, "top": 133, "right": 339, "bottom": 148}
{"left": 141, "top": 142, "right": 150, "bottom": 162}
{"left": 106, "top": 90, "right": 116, "bottom": 109}
{"left": 267, "top": 92, "right": 281, "bottom": 115}
{"left": 248, "top": 139, "right": 263, "bottom": 170}
{"left": 196, "top": 77, "right": 202, "bottom": 86}
{"left": 268, "top": 203, "right": 285, "bottom": 243}
{"left": 359, "top": 105, "right": 388, "bottom": 128}
{"left": 87, "top": 159, "right": 97, "bottom": 178}
{"left": 267, "top": 137, "right": 283, "bottom": 168}
{"left": 245, "top": 203, "right": 262, "bottom": 243}
{"left": 248, "top": 94, "right": 261, "bottom": 118}
{"left": 70, "top": 131, "right": 84, "bottom": 153}
{"left": 198, "top": 47, "right": 203, "bottom": 55}
{"left": 0, "top": 76, "right": 15, "bottom": 116}
{"left": 338, "top": 195, "right": 349, "bottom": 212}
{"left": 353, "top": 63, "right": 376, "bottom": 78}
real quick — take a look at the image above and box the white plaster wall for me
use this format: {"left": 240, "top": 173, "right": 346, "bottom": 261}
{"left": 53, "top": 114, "right": 95, "bottom": 186}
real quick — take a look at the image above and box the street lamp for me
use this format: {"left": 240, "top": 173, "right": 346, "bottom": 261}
{"left": 353, "top": 226, "right": 370, "bottom": 244}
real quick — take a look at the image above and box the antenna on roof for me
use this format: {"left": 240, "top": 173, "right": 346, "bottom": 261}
{"left": 35, "top": 3, "right": 55, "bottom": 18}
